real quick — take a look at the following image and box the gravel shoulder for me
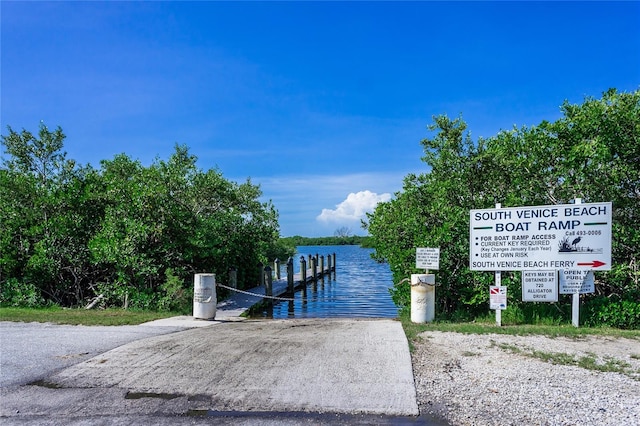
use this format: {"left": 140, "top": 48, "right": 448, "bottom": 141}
{"left": 411, "top": 331, "right": 640, "bottom": 425}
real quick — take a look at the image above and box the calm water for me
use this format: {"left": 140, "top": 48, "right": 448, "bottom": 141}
{"left": 251, "top": 245, "right": 398, "bottom": 319}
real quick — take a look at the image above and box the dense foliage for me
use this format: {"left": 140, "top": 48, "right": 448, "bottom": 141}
{"left": 1, "top": 124, "right": 285, "bottom": 312}
{"left": 366, "top": 89, "right": 640, "bottom": 328}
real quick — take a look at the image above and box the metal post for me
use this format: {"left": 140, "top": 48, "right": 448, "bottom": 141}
{"left": 495, "top": 271, "right": 502, "bottom": 327}
{"left": 572, "top": 198, "right": 582, "bottom": 327}
{"left": 495, "top": 203, "right": 502, "bottom": 327}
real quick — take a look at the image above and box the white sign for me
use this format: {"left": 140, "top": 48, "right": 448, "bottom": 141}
{"left": 470, "top": 202, "right": 612, "bottom": 271}
{"left": 490, "top": 286, "right": 507, "bottom": 310}
{"left": 522, "top": 270, "right": 558, "bottom": 302}
{"left": 416, "top": 247, "right": 440, "bottom": 270}
{"left": 559, "top": 270, "right": 595, "bottom": 294}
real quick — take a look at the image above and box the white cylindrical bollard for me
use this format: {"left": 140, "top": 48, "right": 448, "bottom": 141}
{"left": 193, "top": 273, "right": 216, "bottom": 320}
{"left": 410, "top": 274, "right": 435, "bottom": 323}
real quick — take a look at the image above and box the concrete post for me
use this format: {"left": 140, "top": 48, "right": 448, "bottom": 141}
{"left": 411, "top": 274, "right": 436, "bottom": 323}
{"left": 193, "top": 273, "right": 216, "bottom": 320}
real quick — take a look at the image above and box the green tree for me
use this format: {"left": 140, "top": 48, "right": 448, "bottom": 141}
{"left": 2, "top": 126, "right": 285, "bottom": 310}
{"left": 1, "top": 123, "right": 101, "bottom": 305}
{"left": 367, "top": 89, "right": 640, "bottom": 324}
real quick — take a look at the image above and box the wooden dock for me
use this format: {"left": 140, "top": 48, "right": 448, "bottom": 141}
{"left": 215, "top": 253, "right": 336, "bottom": 318}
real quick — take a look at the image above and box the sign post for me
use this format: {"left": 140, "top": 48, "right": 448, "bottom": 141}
{"left": 495, "top": 204, "right": 502, "bottom": 326}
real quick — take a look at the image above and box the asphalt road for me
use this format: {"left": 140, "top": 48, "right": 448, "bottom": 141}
{"left": 0, "top": 321, "right": 183, "bottom": 387}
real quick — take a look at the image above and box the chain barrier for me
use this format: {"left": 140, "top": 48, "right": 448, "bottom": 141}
{"left": 216, "top": 283, "right": 297, "bottom": 302}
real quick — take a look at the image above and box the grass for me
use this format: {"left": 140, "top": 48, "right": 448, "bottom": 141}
{"left": 399, "top": 310, "right": 640, "bottom": 343}
{"left": 0, "top": 306, "right": 177, "bottom": 326}
{"left": 399, "top": 310, "right": 640, "bottom": 353}
{"left": 493, "top": 342, "right": 639, "bottom": 380}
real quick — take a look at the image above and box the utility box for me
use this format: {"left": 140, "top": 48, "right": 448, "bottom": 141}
{"left": 193, "top": 273, "right": 216, "bottom": 320}
{"left": 410, "top": 274, "right": 435, "bottom": 323}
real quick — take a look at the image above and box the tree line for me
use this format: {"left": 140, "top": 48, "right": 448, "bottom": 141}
{"left": 280, "top": 235, "right": 371, "bottom": 248}
{"left": 365, "top": 89, "right": 640, "bottom": 328}
{"left": 0, "top": 125, "right": 290, "bottom": 312}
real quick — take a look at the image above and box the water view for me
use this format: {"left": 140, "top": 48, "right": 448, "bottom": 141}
{"left": 251, "top": 245, "right": 398, "bottom": 319}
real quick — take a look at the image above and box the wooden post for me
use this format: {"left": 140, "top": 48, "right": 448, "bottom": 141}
{"left": 327, "top": 253, "right": 332, "bottom": 271}
{"left": 228, "top": 266, "right": 237, "bottom": 289}
{"left": 274, "top": 258, "right": 281, "bottom": 280}
{"left": 287, "top": 257, "right": 294, "bottom": 293}
{"left": 311, "top": 256, "right": 317, "bottom": 281}
{"left": 332, "top": 253, "right": 336, "bottom": 271}
{"left": 258, "top": 263, "right": 265, "bottom": 288}
{"left": 300, "top": 256, "right": 307, "bottom": 283}
{"left": 264, "top": 266, "right": 272, "bottom": 297}
{"left": 320, "top": 255, "right": 325, "bottom": 275}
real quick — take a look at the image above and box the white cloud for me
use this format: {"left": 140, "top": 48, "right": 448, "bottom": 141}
{"left": 246, "top": 172, "right": 406, "bottom": 236}
{"left": 317, "top": 190, "right": 391, "bottom": 224}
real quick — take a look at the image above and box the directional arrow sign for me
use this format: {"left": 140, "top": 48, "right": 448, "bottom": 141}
{"left": 576, "top": 260, "right": 606, "bottom": 268}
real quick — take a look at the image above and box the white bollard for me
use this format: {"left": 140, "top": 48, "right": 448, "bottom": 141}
{"left": 193, "top": 273, "right": 216, "bottom": 320}
{"left": 410, "top": 274, "right": 435, "bottom": 323}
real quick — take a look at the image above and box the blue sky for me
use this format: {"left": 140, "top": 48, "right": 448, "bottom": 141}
{"left": 2, "top": 1, "right": 639, "bottom": 237}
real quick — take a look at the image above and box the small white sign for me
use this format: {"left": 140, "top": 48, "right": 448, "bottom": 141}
{"left": 416, "top": 247, "right": 440, "bottom": 270}
{"left": 490, "top": 286, "right": 507, "bottom": 310}
{"left": 559, "top": 270, "right": 595, "bottom": 294}
{"left": 522, "top": 270, "right": 558, "bottom": 302}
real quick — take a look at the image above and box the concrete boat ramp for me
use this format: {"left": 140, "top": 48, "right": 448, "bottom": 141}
{"left": 0, "top": 281, "right": 438, "bottom": 425}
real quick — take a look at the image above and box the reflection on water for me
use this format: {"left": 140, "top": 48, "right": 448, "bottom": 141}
{"left": 251, "top": 245, "right": 398, "bottom": 319}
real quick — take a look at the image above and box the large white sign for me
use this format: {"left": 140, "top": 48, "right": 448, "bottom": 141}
{"left": 522, "top": 270, "right": 558, "bottom": 302}
{"left": 559, "top": 270, "right": 595, "bottom": 294}
{"left": 416, "top": 247, "right": 440, "bottom": 270}
{"left": 470, "top": 202, "right": 612, "bottom": 271}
